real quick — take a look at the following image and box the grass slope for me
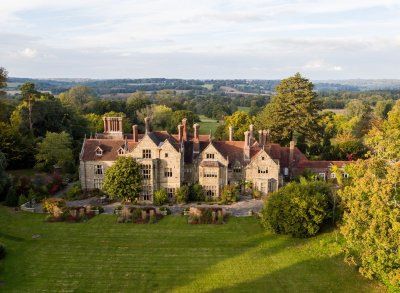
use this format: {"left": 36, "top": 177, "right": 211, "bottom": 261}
{"left": 198, "top": 115, "right": 219, "bottom": 135}
{"left": 0, "top": 207, "right": 383, "bottom": 292}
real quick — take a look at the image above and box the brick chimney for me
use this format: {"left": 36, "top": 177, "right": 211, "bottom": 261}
{"left": 178, "top": 124, "right": 183, "bottom": 142}
{"left": 258, "top": 130, "right": 265, "bottom": 147}
{"left": 132, "top": 125, "right": 138, "bottom": 142}
{"left": 244, "top": 131, "right": 250, "bottom": 161}
{"left": 182, "top": 118, "right": 188, "bottom": 141}
{"left": 229, "top": 125, "right": 233, "bottom": 141}
{"left": 249, "top": 124, "right": 254, "bottom": 145}
{"left": 264, "top": 129, "right": 270, "bottom": 145}
{"left": 193, "top": 123, "right": 199, "bottom": 140}
{"left": 144, "top": 117, "right": 150, "bottom": 133}
{"left": 289, "top": 140, "right": 295, "bottom": 176}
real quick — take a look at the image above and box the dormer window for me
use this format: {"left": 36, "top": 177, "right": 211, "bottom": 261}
{"left": 95, "top": 147, "right": 103, "bottom": 156}
{"left": 118, "top": 148, "right": 125, "bottom": 155}
{"left": 206, "top": 153, "right": 214, "bottom": 159}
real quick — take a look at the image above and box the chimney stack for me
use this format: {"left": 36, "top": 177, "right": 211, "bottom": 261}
{"left": 182, "top": 118, "right": 188, "bottom": 141}
{"left": 132, "top": 125, "right": 138, "bottom": 142}
{"left": 258, "top": 130, "right": 264, "bottom": 147}
{"left": 289, "top": 140, "right": 295, "bottom": 176}
{"left": 229, "top": 125, "right": 233, "bottom": 141}
{"left": 178, "top": 124, "right": 183, "bottom": 142}
{"left": 144, "top": 117, "right": 150, "bottom": 133}
{"left": 264, "top": 129, "right": 270, "bottom": 145}
{"left": 243, "top": 131, "right": 250, "bottom": 161}
{"left": 249, "top": 124, "right": 254, "bottom": 145}
{"left": 193, "top": 123, "right": 199, "bottom": 140}
{"left": 103, "top": 117, "right": 108, "bottom": 133}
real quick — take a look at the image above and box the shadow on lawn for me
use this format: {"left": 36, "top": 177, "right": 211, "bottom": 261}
{"left": 205, "top": 256, "right": 383, "bottom": 293}
{"left": 0, "top": 232, "right": 24, "bottom": 242}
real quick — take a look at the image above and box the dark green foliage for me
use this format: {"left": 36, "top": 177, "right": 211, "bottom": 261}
{"left": 18, "top": 194, "right": 28, "bottom": 207}
{"left": 256, "top": 73, "right": 321, "bottom": 144}
{"left": 189, "top": 184, "right": 204, "bottom": 202}
{"left": 4, "top": 187, "right": 18, "bottom": 207}
{"left": 0, "top": 122, "right": 35, "bottom": 169}
{"left": 261, "top": 181, "right": 333, "bottom": 238}
{"left": 328, "top": 140, "right": 368, "bottom": 161}
{"left": 153, "top": 189, "right": 168, "bottom": 206}
{"left": 175, "top": 186, "right": 189, "bottom": 203}
{"left": 103, "top": 157, "right": 141, "bottom": 201}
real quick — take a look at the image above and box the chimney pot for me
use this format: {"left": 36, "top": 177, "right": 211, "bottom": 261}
{"left": 193, "top": 123, "right": 199, "bottom": 140}
{"left": 229, "top": 125, "right": 233, "bottom": 141}
{"left": 132, "top": 125, "right": 138, "bottom": 142}
{"left": 144, "top": 117, "right": 150, "bottom": 133}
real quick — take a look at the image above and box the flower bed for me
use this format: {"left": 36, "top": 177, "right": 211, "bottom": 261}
{"left": 187, "top": 207, "right": 227, "bottom": 224}
{"left": 116, "top": 207, "right": 165, "bottom": 224}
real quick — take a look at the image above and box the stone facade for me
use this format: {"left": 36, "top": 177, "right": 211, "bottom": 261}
{"left": 79, "top": 116, "right": 347, "bottom": 203}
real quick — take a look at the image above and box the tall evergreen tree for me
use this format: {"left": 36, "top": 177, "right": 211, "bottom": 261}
{"left": 255, "top": 73, "right": 320, "bottom": 144}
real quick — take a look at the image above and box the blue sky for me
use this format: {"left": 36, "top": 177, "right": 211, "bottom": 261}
{"left": 0, "top": 0, "right": 399, "bottom": 79}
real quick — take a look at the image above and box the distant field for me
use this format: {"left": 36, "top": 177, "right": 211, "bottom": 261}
{"left": 202, "top": 83, "right": 214, "bottom": 90}
{"left": 238, "top": 106, "right": 250, "bottom": 113}
{"left": 0, "top": 206, "right": 383, "bottom": 292}
{"left": 321, "top": 108, "right": 346, "bottom": 115}
{"left": 198, "top": 115, "right": 220, "bottom": 135}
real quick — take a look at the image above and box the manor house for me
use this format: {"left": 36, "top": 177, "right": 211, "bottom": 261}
{"left": 79, "top": 117, "right": 346, "bottom": 203}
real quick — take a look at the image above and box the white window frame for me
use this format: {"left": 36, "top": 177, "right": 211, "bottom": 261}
{"left": 94, "top": 178, "right": 103, "bottom": 189}
{"left": 95, "top": 165, "right": 103, "bottom": 175}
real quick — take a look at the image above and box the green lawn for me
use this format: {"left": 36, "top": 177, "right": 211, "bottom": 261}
{"left": 199, "top": 115, "right": 220, "bottom": 135}
{"left": 238, "top": 106, "right": 250, "bottom": 113}
{"left": 0, "top": 207, "right": 383, "bottom": 292}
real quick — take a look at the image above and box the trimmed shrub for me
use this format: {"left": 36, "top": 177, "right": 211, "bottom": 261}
{"left": 18, "top": 194, "right": 28, "bottom": 206}
{"left": 261, "top": 181, "right": 333, "bottom": 238}
{"left": 4, "top": 187, "right": 18, "bottom": 207}
{"left": 220, "top": 185, "right": 239, "bottom": 204}
{"left": 189, "top": 184, "right": 204, "bottom": 202}
{"left": 153, "top": 189, "right": 168, "bottom": 206}
{"left": 175, "top": 186, "right": 189, "bottom": 203}
{"left": 252, "top": 190, "right": 262, "bottom": 199}
{"left": 66, "top": 183, "right": 83, "bottom": 200}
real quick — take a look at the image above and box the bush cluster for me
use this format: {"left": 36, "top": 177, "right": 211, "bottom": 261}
{"left": 261, "top": 180, "right": 333, "bottom": 238}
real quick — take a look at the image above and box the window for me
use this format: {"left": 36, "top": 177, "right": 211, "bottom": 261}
{"left": 233, "top": 166, "right": 241, "bottom": 173}
{"left": 164, "top": 168, "right": 172, "bottom": 177}
{"left": 260, "top": 182, "right": 267, "bottom": 193}
{"left": 284, "top": 167, "right": 289, "bottom": 176}
{"left": 164, "top": 153, "right": 168, "bottom": 158}
{"left": 203, "top": 169, "right": 218, "bottom": 178}
{"left": 95, "top": 165, "right": 103, "bottom": 175}
{"left": 141, "top": 185, "right": 152, "bottom": 201}
{"left": 118, "top": 148, "right": 125, "bottom": 155}
{"left": 330, "top": 172, "right": 336, "bottom": 179}
{"left": 206, "top": 153, "right": 214, "bottom": 159}
{"left": 258, "top": 167, "right": 268, "bottom": 174}
{"left": 142, "top": 149, "right": 151, "bottom": 158}
{"left": 318, "top": 173, "right": 326, "bottom": 180}
{"left": 268, "top": 179, "right": 276, "bottom": 192}
{"left": 204, "top": 186, "right": 217, "bottom": 197}
{"left": 261, "top": 156, "right": 265, "bottom": 160}
{"left": 95, "top": 148, "right": 103, "bottom": 156}
{"left": 94, "top": 178, "right": 103, "bottom": 189}
{"left": 140, "top": 164, "right": 152, "bottom": 179}
{"left": 343, "top": 173, "right": 349, "bottom": 179}
{"left": 166, "top": 188, "right": 175, "bottom": 199}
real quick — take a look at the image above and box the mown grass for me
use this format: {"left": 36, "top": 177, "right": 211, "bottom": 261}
{"left": 0, "top": 206, "right": 383, "bottom": 292}
{"left": 198, "top": 115, "right": 220, "bottom": 135}
{"left": 237, "top": 106, "right": 250, "bottom": 113}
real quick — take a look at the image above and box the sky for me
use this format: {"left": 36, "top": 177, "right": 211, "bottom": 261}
{"left": 0, "top": 0, "right": 400, "bottom": 79}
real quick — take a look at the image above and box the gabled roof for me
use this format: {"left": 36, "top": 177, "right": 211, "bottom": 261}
{"left": 81, "top": 139, "right": 137, "bottom": 161}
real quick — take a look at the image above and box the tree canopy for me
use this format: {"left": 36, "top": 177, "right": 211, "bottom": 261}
{"left": 255, "top": 73, "right": 320, "bottom": 144}
{"left": 35, "top": 131, "right": 73, "bottom": 171}
{"left": 0, "top": 67, "right": 8, "bottom": 96}
{"left": 103, "top": 157, "right": 141, "bottom": 201}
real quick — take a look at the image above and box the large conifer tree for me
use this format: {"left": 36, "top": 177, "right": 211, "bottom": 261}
{"left": 256, "top": 73, "right": 320, "bottom": 144}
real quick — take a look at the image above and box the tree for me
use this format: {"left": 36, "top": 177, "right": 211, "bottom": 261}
{"left": 0, "top": 152, "right": 10, "bottom": 201}
{"left": 0, "top": 67, "right": 8, "bottom": 96}
{"left": 255, "top": 73, "right": 320, "bottom": 144}
{"left": 0, "top": 122, "right": 35, "bottom": 169}
{"left": 126, "top": 91, "right": 150, "bottom": 123}
{"left": 20, "top": 82, "right": 38, "bottom": 131}
{"left": 260, "top": 180, "right": 333, "bottom": 238}
{"left": 365, "top": 100, "right": 400, "bottom": 162}
{"left": 102, "top": 157, "right": 141, "bottom": 202}
{"left": 35, "top": 131, "right": 73, "bottom": 171}
{"left": 58, "top": 85, "right": 97, "bottom": 113}
{"left": 220, "top": 185, "right": 239, "bottom": 204}
{"left": 217, "top": 111, "right": 252, "bottom": 141}
{"left": 83, "top": 113, "right": 103, "bottom": 134}
{"left": 167, "top": 110, "right": 199, "bottom": 133}
{"left": 374, "top": 100, "right": 393, "bottom": 120}
{"left": 340, "top": 159, "right": 400, "bottom": 290}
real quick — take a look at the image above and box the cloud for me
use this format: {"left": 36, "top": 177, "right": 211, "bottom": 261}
{"left": 303, "top": 60, "right": 342, "bottom": 72}
{"left": 19, "top": 48, "right": 37, "bottom": 58}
